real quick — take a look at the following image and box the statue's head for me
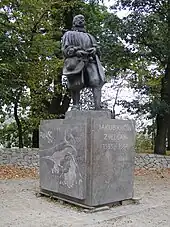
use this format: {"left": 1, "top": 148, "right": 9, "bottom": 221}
{"left": 73, "top": 15, "right": 85, "bottom": 28}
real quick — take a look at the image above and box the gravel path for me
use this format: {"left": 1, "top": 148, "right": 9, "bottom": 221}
{"left": 1, "top": 171, "right": 170, "bottom": 227}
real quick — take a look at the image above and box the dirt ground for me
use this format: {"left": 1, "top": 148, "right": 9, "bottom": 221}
{"left": 0, "top": 168, "right": 170, "bottom": 227}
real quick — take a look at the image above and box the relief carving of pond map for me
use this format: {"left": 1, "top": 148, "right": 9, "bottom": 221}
{"left": 39, "top": 121, "right": 86, "bottom": 200}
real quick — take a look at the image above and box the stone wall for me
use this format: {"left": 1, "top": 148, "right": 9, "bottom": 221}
{"left": 0, "top": 148, "right": 39, "bottom": 168}
{"left": 0, "top": 148, "right": 170, "bottom": 169}
{"left": 135, "top": 153, "right": 170, "bottom": 169}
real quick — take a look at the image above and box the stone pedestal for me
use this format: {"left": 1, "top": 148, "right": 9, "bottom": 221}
{"left": 39, "top": 110, "right": 135, "bottom": 207}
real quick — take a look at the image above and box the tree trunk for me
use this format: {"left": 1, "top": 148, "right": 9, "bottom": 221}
{"left": 32, "top": 129, "right": 39, "bottom": 148}
{"left": 166, "top": 6, "right": 170, "bottom": 151}
{"left": 111, "top": 108, "right": 116, "bottom": 119}
{"left": 154, "top": 59, "right": 170, "bottom": 154}
{"left": 14, "top": 102, "right": 23, "bottom": 148}
{"left": 167, "top": 122, "right": 170, "bottom": 150}
{"left": 30, "top": 89, "right": 40, "bottom": 148}
{"left": 151, "top": 119, "right": 155, "bottom": 150}
{"left": 154, "top": 114, "right": 167, "bottom": 155}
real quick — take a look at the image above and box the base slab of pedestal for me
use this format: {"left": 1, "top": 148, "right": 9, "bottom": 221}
{"left": 38, "top": 189, "right": 140, "bottom": 211}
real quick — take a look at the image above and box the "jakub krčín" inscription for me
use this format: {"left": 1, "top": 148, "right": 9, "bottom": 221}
{"left": 99, "top": 124, "right": 132, "bottom": 132}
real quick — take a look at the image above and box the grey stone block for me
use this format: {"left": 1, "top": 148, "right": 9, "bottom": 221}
{"left": 65, "top": 110, "right": 112, "bottom": 120}
{"left": 39, "top": 119, "right": 87, "bottom": 200}
{"left": 39, "top": 110, "right": 136, "bottom": 207}
{"left": 90, "top": 118, "right": 135, "bottom": 206}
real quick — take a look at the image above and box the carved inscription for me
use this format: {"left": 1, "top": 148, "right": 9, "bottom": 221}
{"left": 104, "top": 133, "right": 128, "bottom": 141}
{"left": 40, "top": 128, "right": 61, "bottom": 144}
{"left": 98, "top": 123, "right": 131, "bottom": 152}
{"left": 40, "top": 131, "right": 53, "bottom": 143}
{"left": 99, "top": 123, "right": 132, "bottom": 132}
{"left": 102, "top": 143, "right": 129, "bottom": 150}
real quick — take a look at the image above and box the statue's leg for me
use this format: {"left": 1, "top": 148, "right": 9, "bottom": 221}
{"left": 92, "top": 87, "right": 102, "bottom": 110}
{"left": 71, "top": 90, "right": 80, "bottom": 110}
{"left": 86, "top": 63, "right": 103, "bottom": 110}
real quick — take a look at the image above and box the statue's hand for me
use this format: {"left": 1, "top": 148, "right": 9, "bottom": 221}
{"left": 67, "top": 47, "right": 75, "bottom": 57}
{"left": 76, "top": 50, "right": 88, "bottom": 57}
{"left": 87, "top": 47, "right": 96, "bottom": 56}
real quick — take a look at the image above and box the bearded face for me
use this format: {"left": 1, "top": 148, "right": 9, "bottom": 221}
{"left": 73, "top": 15, "right": 85, "bottom": 28}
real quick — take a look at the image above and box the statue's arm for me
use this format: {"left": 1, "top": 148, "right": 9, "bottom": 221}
{"left": 92, "top": 40, "right": 101, "bottom": 58}
{"left": 63, "top": 45, "right": 82, "bottom": 58}
{"left": 88, "top": 34, "right": 101, "bottom": 58}
{"left": 96, "top": 45, "right": 101, "bottom": 59}
{"left": 62, "top": 32, "right": 82, "bottom": 58}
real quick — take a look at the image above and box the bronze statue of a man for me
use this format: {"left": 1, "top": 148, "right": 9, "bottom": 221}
{"left": 62, "top": 14, "right": 105, "bottom": 110}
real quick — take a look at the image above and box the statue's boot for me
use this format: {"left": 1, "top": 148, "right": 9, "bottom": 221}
{"left": 92, "top": 87, "right": 102, "bottom": 110}
{"left": 71, "top": 90, "right": 80, "bottom": 110}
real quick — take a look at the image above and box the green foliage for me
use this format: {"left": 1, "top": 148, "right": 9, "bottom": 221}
{"left": 1, "top": 0, "right": 127, "bottom": 147}
{"left": 112, "top": 0, "right": 170, "bottom": 154}
{"left": 135, "top": 133, "right": 153, "bottom": 153}
{"left": 0, "top": 119, "right": 32, "bottom": 148}
{"left": 0, "top": 0, "right": 78, "bottom": 147}
{"left": 112, "top": 0, "right": 169, "bottom": 117}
